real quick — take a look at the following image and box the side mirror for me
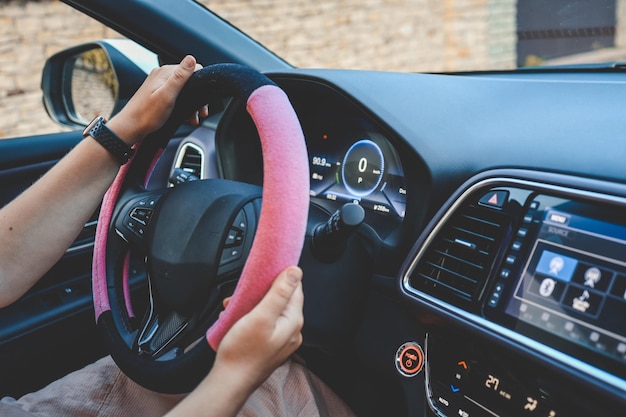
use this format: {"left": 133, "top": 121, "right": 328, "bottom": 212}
{"left": 41, "top": 40, "right": 158, "bottom": 128}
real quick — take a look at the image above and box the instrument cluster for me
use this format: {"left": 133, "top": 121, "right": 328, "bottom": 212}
{"left": 307, "top": 122, "right": 407, "bottom": 226}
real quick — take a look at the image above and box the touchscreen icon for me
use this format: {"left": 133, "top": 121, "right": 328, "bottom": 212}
{"left": 549, "top": 257, "right": 564, "bottom": 276}
{"left": 572, "top": 290, "right": 591, "bottom": 313}
{"left": 584, "top": 267, "right": 601, "bottom": 288}
{"left": 536, "top": 250, "right": 578, "bottom": 281}
{"left": 539, "top": 278, "right": 557, "bottom": 297}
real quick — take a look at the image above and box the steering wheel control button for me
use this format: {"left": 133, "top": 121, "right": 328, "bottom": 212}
{"left": 220, "top": 208, "right": 251, "bottom": 265}
{"left": 130, "top": 207, "right": 153, "bottom": 225}
{"left": 234, "top": 210, "right": 247, "bottom": 231}
{"left": 395, "top": 341, "right": 424, "bottom": 377}
{"left": 224, "top": 229, "right": 243, "bottom": 247}
{"left": 221, "top": 247, "right": 242, "bottom": 264}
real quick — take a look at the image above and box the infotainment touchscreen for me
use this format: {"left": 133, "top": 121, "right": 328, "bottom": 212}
{"left": 501, "top": 200, "right": 626, "bottom": 375}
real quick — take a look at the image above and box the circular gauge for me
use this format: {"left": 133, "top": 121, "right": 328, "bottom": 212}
{"left": 341, "top": 139, "right": 385, "bottom": 197}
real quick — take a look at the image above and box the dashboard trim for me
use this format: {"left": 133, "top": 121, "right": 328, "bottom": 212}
{"left": 423, "top": 334, "right": 451, "bottom": 417}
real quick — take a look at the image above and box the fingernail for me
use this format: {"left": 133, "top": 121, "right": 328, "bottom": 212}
{"left": 286, "top": 267, "right": 302, "bottom": 285}
{"left": 182, "top": 55, "right": 195, "bottom": 69}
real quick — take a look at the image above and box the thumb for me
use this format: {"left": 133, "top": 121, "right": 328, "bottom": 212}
{"left": 168, "top": 55, "right": 197, "bottom": 90}
{"left": 255, "top": 266, "right": 303, "bottom": 319}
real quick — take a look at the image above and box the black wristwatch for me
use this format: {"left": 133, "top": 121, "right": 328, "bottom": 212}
{"left": 83, "top": 116, "right": 135, "bottom": 165}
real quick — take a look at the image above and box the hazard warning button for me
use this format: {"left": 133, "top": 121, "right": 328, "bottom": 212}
{"left": 478, "top": 190, "right": 509, "bottom": 209}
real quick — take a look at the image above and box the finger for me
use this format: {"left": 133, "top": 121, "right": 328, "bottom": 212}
{"left": 199, "top": 105, "right": 209, "bottom": 119}
{"left": 278, "top": 280, "right": 304, "bottom": 331}
{"left": 184, "top": 106, "right": 208, "bottom": 126}
{"left": 223, "top": 297, "right": 231, "bottom": 309}
{"left": 184, "top": 60, "right": 207, "bottom": 125}
{"left": 254, "top": 266, "right": 302, "bottom": 320}
{"left": 185, "top": 112, "right": 200, "bottom": 126}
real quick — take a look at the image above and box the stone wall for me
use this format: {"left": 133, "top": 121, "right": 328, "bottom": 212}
{"left": 1, "top": 0, "right": 516, "bottom": 139}
{"left": 203, "top": 0, "right": 516, "bottom": 72}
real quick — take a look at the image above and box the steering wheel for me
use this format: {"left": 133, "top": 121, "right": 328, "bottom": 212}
{"left": 92, "top": 64, "right": 310, "bottom": 393}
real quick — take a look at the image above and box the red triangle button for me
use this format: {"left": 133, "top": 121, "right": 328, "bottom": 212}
{"left": 479, "top": 190, "right": 509, "bottom": 209}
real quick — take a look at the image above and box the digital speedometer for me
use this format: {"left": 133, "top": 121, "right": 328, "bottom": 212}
{"left": 341, "top": 140, "right": 385, "bottom": 197}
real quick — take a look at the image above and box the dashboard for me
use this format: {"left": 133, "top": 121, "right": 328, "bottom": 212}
{"left": 167, "top": 69, "right": 626, "bottom": 416}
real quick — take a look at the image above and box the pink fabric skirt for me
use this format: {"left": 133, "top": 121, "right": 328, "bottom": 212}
{"left": 0, "top": 355, "right": 355, "bottom": 417}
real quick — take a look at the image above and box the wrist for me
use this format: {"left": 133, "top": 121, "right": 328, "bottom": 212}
{"left": 106, "top": 114, "right": 145, "bottom": 146}
{"left": 210, "top": 361, "right": 259, "bottom": 397}
{"left": 83, "top": 116, "right": 135, "bottom": 165}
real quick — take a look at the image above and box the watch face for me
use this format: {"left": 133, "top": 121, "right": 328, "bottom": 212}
{"left": 83, "top": 116, "right": 106, "bottom": 136}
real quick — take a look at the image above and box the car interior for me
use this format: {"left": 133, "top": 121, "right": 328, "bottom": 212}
{"left": 1, "top": 0, "right": 626, "bottom": 416}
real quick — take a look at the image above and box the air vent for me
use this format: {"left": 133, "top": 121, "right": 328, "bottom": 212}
{"left": 409, "top": 203, "right": 511, "bottom": 306}
{"left": 174, "top": 143, "right": 204, "bottom": 179}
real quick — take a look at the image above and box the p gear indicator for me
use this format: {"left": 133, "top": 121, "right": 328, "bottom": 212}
{"left": 395, "top": 341, "right": 424, "bottom": 377}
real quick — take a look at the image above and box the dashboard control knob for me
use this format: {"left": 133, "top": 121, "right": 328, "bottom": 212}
{"left": 169, "top": 167, "right": 199, "bottom": 185}
{"left": 312, "top": 203, "right": 365, "bottom": 261}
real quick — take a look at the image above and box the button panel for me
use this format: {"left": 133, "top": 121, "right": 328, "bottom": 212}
{"left": 220, "top": 208, "right": 248, "bottom": 266}
{"left": 487, "top": 200, "right": 540, "bottom": 309}
{"left": 426, "top": 334, "right": 578, "bottom": 417}
{"left": 122, "top": 194, "right": 162, "bottom": 241}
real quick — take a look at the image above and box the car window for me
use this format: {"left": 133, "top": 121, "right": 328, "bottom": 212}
{"left": 0, "top": 0, "right": 121, "bottom": 140}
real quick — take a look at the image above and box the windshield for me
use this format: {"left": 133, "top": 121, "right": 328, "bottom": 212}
{"left": 201, "top": 0, "right": 624, "bottom": 72}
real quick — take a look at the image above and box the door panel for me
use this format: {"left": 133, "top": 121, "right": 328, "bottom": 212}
{"left": 0, "top": 130, "right": 107, "bottom": 398}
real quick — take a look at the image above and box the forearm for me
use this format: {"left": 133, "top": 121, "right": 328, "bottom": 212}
{"left": 0, "top": 135, "right": 122, "bottom": 307}
{"left": 0, "top": 56, "right": 203, "bottom": 308}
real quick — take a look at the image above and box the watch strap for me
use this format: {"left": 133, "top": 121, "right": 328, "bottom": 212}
{"left": 84, "top": 116, "right": 135, "bottom": 165}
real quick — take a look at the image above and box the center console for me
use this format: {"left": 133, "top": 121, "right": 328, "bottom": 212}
{"left": 401, "top": 173, "right": 626, "bottom": 416}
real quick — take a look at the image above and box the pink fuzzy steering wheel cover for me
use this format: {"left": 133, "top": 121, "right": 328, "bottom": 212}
{"left": 207, "top": 85, "right": 309, "bottom": 349}
{"left": 93, "top": 83, "right": 309, "bottom": 351}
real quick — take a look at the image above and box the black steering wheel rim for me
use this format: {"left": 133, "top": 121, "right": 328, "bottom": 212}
{"left": 92, "top": 63, "right": 309, "bottom": 393}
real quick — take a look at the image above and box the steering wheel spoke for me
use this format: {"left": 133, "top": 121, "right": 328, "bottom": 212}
{"left": 137, "top": 308, "right": 189, "bottom": 358}
{"left": 134, "top": 270, "right": 231, "bottom": 359}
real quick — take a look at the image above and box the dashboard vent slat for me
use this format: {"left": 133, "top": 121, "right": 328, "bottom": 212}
{"left": 409, "top": 203, "right": 511, "bottom": 306}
